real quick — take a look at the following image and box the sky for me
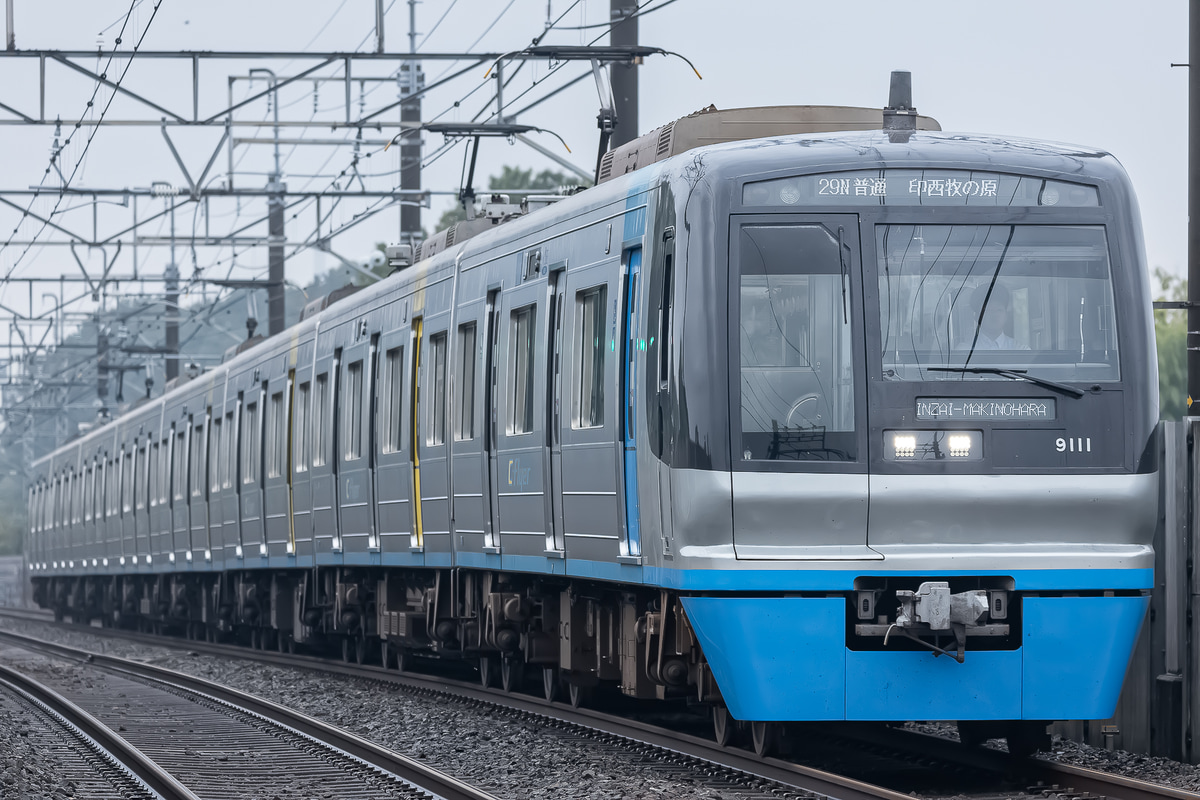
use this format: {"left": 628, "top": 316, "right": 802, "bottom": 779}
{"left": 0, "top": 0, "right": 1189, "bottom": 345}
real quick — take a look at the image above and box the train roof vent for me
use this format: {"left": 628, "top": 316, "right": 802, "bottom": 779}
{"left": 595, "top": 104, "right": 941, "bottom": 185}
{"left": 298, "top": 282, "right": 363, "bottom": 322}
{"left": 597, "top": 150, "right": 616, "bottom": 182}
{"left": 655, "top": 121, "right": 676, "bottom": 158}
{"left": 223, "top": 334, "right": 266, "bottom": 362}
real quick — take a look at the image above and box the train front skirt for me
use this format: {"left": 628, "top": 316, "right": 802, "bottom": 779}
{"left": 682, "top": 589, "right": 1148, "bottom": 721}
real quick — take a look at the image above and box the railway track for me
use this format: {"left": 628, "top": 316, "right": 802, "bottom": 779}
{"left": 0, "top": 607, "right": 1193, "bottom": 800}
{"left": 0, "top": 624, "right": 500, "bottom": 800}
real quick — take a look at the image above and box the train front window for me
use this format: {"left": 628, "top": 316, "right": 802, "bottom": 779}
{"left": 738, "top": 223, "right": 857, "bottom": 462}
{"left": 877, "top": 225, "right": 1119, "bottom": 382}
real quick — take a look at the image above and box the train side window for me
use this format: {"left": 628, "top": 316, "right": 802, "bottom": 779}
{"left": 105, "top": 460, "right": 114, "bottom": 519}
{"left": 345, "top": 361, "right": 364, "bottom": 460}
{"left": 175, "top": 429, "right": 187, "bottom": 501}
{"left": 223, "top": 413, "right": 235, "bottom": 488}
{"left": 428, "top": 333, "right": 447, "bottom": 445}
{"left": 268, "top": 391, "right": 285, "bottom": 477}
{"left": 135, "top": 447, "right": 146, "bottom": 511}
{"left": 242, "top": 401, "right": 259, "bottom": 484}
{"left": 295, "top": 382, "right": 310, "bottom": 472}
{"left": 573, "top": 286, "right": 607, "bottom": 429}
{"left": 456, "top": 323, "right": 476, "bottom": 441}
{"left": 149, "top": 447, "right": 156, "bottom": 509}
{"left": 192, "top": 421, "right": 206, "bottom": 498}
{"left": 210, "top": 418, "right": 223, "bottom": 492}
{"left": 383, "top": 347, "right": 404, "bottom": 453}
{"left": 83, "top": 467, "right": 92, "bottom": 523}
{"left": 123, "top": 451, "right": 133, "bottom": 513}
{"left": 509, "top": 306, "right": 535, "bottom": 434}
{"left": 313, "top": 373, "right": 328, "bottom": 467}
{"left": 658, "top": 254, "right": 673, "bottom": 388}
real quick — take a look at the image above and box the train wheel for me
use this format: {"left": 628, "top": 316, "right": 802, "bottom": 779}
{"left": 541, "top": 667, "right": 559, "bottom": 702}
{"left": 750, "top": 721, "right": 778, "bottom": 758}
{"left": 500, "top": 657, "right": 525, "bottom": 693}
{"left": 713, "top": 705, "right": 735, "bottom": 748}
{"left": 1005, "top": 722, "right": 1050, "bottom": 758}
{"left": 381, "top": 640, "right": 393, "bottom": 670}
{"left": 567, "top": 680, "right": 595, "bottom": 709}
{"left": 479, "top": 656, "right": 498, "bottom": 688}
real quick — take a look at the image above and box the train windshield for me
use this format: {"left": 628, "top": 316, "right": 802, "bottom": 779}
{"left": 876, "top": 224, "right": 1119, "bottom": 382}
{"left": 738, "top": 222, "right": 857, "bottom": 462}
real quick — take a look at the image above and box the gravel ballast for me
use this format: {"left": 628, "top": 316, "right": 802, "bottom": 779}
{"left": 0, "top": 619, "right": 794, "bottom": 800}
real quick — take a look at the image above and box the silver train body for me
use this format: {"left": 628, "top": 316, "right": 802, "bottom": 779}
{"left": 26, "top": 128, "right": 1158, "bottom": 727}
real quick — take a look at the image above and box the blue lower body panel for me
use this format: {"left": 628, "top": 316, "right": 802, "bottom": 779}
{"left": 681, "top": 593, "right": 1148, "bottom": 722}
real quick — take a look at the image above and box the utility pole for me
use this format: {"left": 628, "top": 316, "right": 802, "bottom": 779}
{"left": 165, "top": 203, "right": 179, "bottom": 381}
{"left": 1190, "top": 0, "right": 1200, "bottom": 410}
{"left": 5, "top": 0, "right": 13, "bottom": 51}
{"left": 252, "top": 68, "right": 286, "bottom": 336}
{"left": 610, "top": 0, "right": 638, "bottom": 146}
{"left": 399, "top": 0, "right": 424, "bottom": 253}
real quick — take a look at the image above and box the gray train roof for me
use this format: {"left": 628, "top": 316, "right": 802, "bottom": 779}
{"left": 31, "top": 129, "right": 1131, "bottom": 470}
{"left": 665, "top": 129, "right": 1127, "bottom": 186}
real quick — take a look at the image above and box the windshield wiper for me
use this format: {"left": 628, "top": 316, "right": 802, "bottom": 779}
{"left": 926, "top": 366, "right": 1085, "bottom": 398}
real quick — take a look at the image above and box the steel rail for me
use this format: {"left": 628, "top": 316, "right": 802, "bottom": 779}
{"left": 4, "top": 608, "right": 1193, "bottom": 799}
{"left": 0, "top": 618, "right": 915, "bottom": 800}
{"left": 0, "top": 661, "right": 201, "bottom": 800}
{"left": 0, "top": 627, "right": 500, "bottom": 800}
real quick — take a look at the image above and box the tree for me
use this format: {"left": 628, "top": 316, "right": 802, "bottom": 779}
{"left": 434, "top": 165, "right": 586, "bottom": 233}
{"left": 1154, "top": 267, "right": 1187, "bottom": 420}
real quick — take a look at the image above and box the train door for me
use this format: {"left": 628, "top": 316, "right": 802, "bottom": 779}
{"left": 416, "top": 320, "right": 452, "bottom": 557}
{"left": 495, "top": 271, "right": 549, "bottom": 557}
{"left": 728, "top": 215, "right": 871, "bottom": 559}
{"left": 224, "top": 393, "right": 244, "bottom": 564}
{"left": 171, "top": 424, "right": 189, "bottom": 563}
{"left": 309, "top": 350, "right": 340, "bottom": 556}
{"left": 409, "top": 319, "right": 424, "bottom": 549}
{"left": 559, "top": 260, "right": 623, "bottom": 562}
{"left": 238, "top": 384, "right": 266, "bottom": 560}
{"left": 449, "top": 306, "right": 487, "bottom": 553}
{"left": 190, "top": 412, "right": 210, "bottom": 562}
{"left": 136, "top": 441, "right": 148, "bottom": 565}
{"left": 290, "top": 365, "right": 315, "bottom": 559}
{"left": 338, "top": 334, "right": 377, "bottom": 554}
{"left": 374, "top": 326, "right": 413, "bottom": 554}
{"left": 545, "top": 268, "right": 566, "bottom": 554}
{"left": 263, "top": 373, "right": 292, "bottom": 558}
{"left": 620, "top": 247, "right": 643, "bottom": 559}
{"left": 482, "top": 290, "right": 502, "bottom": 549}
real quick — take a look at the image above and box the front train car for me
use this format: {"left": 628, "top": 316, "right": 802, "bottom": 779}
{"left": 657, "top": 131, "right": 1157, "bottom": 745}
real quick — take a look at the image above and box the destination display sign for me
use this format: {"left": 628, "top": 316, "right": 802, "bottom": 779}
{"left": 742, "top": 169, "right": 1100, "bottom": 208}
{"left": 915, "top": 398, "right": 1056, "bottom": 421}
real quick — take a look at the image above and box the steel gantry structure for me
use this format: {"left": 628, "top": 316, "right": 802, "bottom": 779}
{"left": 0, "top": 0, "right": 689, "bottom": 468}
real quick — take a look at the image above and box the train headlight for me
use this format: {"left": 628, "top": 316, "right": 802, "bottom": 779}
{"left": 119, "top": 557, "right": 126, "bottom": 566}
{"left": 204, "top": 550, "right": 212, "bottom": 562}
{"left": 885, "top": 430, "right": 982, "bottom": 461}
{"left": 892, "top": 434, "right": 917, "bottom": 458}
{"left": 102, "top": 559, "right": 109, "bottom": 567}
{"left": 146, "top": 555, "right": 152, "bottom": 565}
{"left": 168, "top": 553, "right": 176, "bottom": 563}
{"left": 185, "top": 551, "right": 193, "bottom": 562}
{"left": 947, "top": 434, "right": 972, "bottom": 457}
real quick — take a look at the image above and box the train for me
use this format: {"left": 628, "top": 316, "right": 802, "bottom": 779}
{"left": 23, "top": 76, "right": 1158, "bottom": 758}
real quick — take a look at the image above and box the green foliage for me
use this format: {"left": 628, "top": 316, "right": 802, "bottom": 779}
{"left": 434, "top": 165, "right": 586, "bottom": 234}
{"left": 1154, "top": 267, "right": 1188, "bottom": 420}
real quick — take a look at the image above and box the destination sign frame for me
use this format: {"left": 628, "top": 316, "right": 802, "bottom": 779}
{"left": 916, "top": 397, "right": 1057, "bottom": 421}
